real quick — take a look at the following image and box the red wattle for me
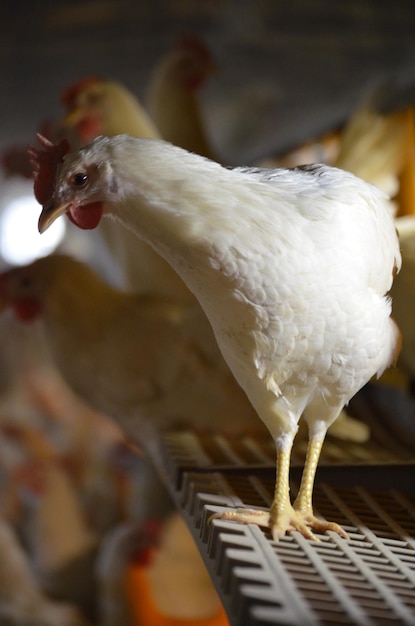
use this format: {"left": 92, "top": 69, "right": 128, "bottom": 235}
{"left": 68, "top": 202, "right": 104, "bottom": 230}
{"left": 13, "top": 298, "right": 41, "bottom": 322}
{"left": 77, "top": 115, "right": 103, "bottom": 142}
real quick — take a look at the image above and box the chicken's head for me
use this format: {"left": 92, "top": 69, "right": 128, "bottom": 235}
{"left": 174, "top": 35, "right": 216, "bottom": 91}
{"left": 0, "top": 254, "right": 101, "bottom": 324}
{"left": 0, "top": 261, "right": 46, "bottom": 322}
{"left": 60, "top": 76, "right": 105, "bottom": 142}
{"left": 29, "top": 135, "right": 117, "bottom": 233}
{"left": 60, "top": 75, "right": 160, "bottom": 143}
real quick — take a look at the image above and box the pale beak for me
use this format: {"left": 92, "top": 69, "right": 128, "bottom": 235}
{"left": 38, "top": 201, "right": 70, "bottom": 233}
{"left": 63, "top": 109, "right": 84, "bottom": 127}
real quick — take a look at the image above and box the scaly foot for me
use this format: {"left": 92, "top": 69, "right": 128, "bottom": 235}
{"left": 211, "top": 505, "right": 348, "bottom": 541}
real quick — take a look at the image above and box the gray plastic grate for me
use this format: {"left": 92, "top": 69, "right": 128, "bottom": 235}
{"left": 178, "top": 466, "right": 415, "bottom": 625}
{"left": 160, "top": 427, "right": 414, "bottom": 491}
{"left": 157, "top": 425, "right": 415, "bottom": 625}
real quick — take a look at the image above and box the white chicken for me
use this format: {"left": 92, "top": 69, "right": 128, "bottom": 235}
{"left": 33, "top": 134, "right": 401, "bottom": 540}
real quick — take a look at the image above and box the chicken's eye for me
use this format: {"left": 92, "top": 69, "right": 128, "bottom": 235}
{"left": 72, "top": 173, "right": 89, "bottom": 187}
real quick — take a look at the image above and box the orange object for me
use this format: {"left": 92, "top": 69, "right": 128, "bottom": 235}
{"left": 396, "top": 107, "right": 415, "bottom": 215}
{"left": 125, "top": 563, "right": 230, "bottom": 626}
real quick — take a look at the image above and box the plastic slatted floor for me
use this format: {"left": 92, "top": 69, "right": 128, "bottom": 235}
{"left": 158, "top": 430, "right": 415, "bottom": 625}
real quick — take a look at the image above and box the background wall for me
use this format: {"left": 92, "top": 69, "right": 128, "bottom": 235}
{"left": 1, "top": 0, "right": 415, "bottom": 164}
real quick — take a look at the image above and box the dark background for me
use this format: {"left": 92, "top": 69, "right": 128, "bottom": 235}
{"left": 1, "top": 0, "right": 415, "bottom": 164}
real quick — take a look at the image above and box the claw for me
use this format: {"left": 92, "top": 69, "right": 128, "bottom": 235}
{"left": 311, "top": 519, "right": 349, "bottom": 540}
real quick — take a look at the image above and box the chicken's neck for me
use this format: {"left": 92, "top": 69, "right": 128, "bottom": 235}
{"left": 108, "top": 139, "right": 238, "bottom": 281}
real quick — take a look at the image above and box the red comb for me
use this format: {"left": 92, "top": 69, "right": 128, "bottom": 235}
{"left": 60, "top": 75, "right": 101, "bottom": 108}
{"left": 177, "top": 34, "right": 212, "bottom": 62}
{"left": 176, "top": 35, "right": 215, "bottom": 91}
{"left": 27, "top": 134, "right": 70, "bottom": 205}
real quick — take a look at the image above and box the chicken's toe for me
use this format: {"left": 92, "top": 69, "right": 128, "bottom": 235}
{"left": 210, "top": 506, "right": 348, "bottom": 542}
{"left": 298, "top": 513, "right": 349, "bottom": 539}
{"left": 269, "top": 503, "right": 319, "bottom": 541}
{"left": 210, "top": 506, "right": 318, "bottom": 541}
{"left": 210, "top": 507, "right": 270, "bottom": 528}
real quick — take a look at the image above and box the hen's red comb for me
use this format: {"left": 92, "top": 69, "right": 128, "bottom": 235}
{"left": 60, "top": 75, "right": 101, "bottom": 108}
{"left": 27, "top": 134, "right": 70, "bottom": 205}
{"left": 176, "top": 35, "right": 215, "bottom": 91}
{"left": 178, "top": 35, "right": 212, "bottom": 62}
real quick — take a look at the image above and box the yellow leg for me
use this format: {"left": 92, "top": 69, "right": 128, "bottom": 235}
{"left": 293, "top": 434, "right": 348, "bottom": 539}
{"left": 271, "top": 438, "right": 292, "bottom": 512}
{"left": 268, "top": 437, "right": 299, "bottom": 538}
{"left": 293, "top": 435, "right": 324, "bottom": 516}
{"left": 268, "top": 436, "right": 318, "bottom": 540}
{"left": 210, "top": 436, "right": 296, "bottom": 536}
{"left": 212, "top": 432, "right": 348, "bottom": 540}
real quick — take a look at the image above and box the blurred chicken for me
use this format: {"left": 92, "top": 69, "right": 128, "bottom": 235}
{"left": 23, "top": 462, "right": 97, "bottom": 614}
{"left": 0, "top": 330, "right": 128, "bottom": 535}
{"left": 146, "top": 36, "right": 218, "bottom": 160}
{"left": 260, "top": 96, "right": 410, "bottom": 218}
{"left": 373, "top": 107, "right": 415, "bottom": 392}
{"left": 0, "top": 253, "right": 257, "bottom": 622}
{"left": 334, "top": 103, "right": 409, "bottom": 213}
{"left": 395, "top": 106, "right": 415, "bottom": 216}
{"left": 0, "top": 254, "right": 262, "bottom": 448}
{"left": 390, "top": 216, "right": 415, "bottom": 383}
{"left": 125, "top": 512, "right": 229, "bottom": 625}
{"left": 0, "top": 113, "right": 79, "bottom": 179}
{"left": 61, "top": 75, "right": 161, "bottom": 144}
{"left": 33, "top": 134, "right": 400, "bottom": 539}
{"left": 0, "top": 419, "right": 98, "bottom": 620}
{"left": 0, "top": 513, "right": 87, "bottom": 626}
{"left": 96, "top": 521, "right": 151, "bottom": 626}
{"left": 60, "top": 76, "right": 195, "bottom": 303}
